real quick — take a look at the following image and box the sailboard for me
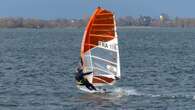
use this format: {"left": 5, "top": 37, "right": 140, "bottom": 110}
{"left": 78, "top": 7, "right": 121, "bottom": 93}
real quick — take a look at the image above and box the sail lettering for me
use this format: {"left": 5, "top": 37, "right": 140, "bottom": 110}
{"left": 98, "top": 41, "right": 116, "bottom": 50}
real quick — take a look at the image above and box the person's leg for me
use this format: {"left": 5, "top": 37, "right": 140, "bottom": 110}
{"left": 84, "top": 79, "right": 97, "bottom": 91}
{"left": 85, "top": 80, "right": 96, "bottom": 90}
{"left": 85, "top": 83, "right": 93, "bottom": 90}
{"left": 88, "top": 83, "right": 96, "bottom": 90}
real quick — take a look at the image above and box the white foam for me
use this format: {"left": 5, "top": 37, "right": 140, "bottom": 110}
{"left": 111, "top": 87, "right": 141, "bottom": 96}
{"left": 81, "top": 86, "right": 195, "bottom": 101}
{"left": 110, "top": 87, "right": 195, "bottom": 101}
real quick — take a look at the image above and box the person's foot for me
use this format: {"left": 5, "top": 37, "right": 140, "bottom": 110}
{"left": 115, "top": 76, "right": 120, "bottom": 80}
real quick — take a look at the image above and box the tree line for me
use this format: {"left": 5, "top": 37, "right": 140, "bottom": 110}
{"left": 0, "top": 17, "right": 86, "bottom": 28}
{"left": 117, "top": 15, "right": 195, "bottom": 28}
{"left": 0, "top": 15, "right": 195, "bottom": 28}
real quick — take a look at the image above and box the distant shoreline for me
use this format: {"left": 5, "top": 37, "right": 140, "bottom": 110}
{"left": 0, "top": 26, "right": 195, "bottom": 30}
{"left": 1, "top": 16, "right": 195, "bottom": 28}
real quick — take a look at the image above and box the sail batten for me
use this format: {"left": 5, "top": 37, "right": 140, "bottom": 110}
{"left": 94, "top": 67, "right": 114, "bottom": 75}
{"left": 96, "top": 13, "right": 113, "bottom": 16}
{"left": 92, "top": 24, "right": 114, "bottom": 27}
{"left": 89, "top": 34, "right": 114, "bottom": 38}
{"left": 92, "top": 55, "right": 117, "bottom": 65}
{"left": 94, "top": 18, "right": 113, "bottom": 21}
{"left": 91, "top": 29, "right": 114, "bottom": 32}
{"left": 80, "top": 7, "right": 120, "bottom": 86}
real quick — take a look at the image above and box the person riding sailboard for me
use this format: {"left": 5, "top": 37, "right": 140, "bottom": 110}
{"left": 75, "top": 59, "right": 97, "bottom": 91}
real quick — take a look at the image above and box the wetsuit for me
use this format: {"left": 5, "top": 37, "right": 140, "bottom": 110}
{"left": 75, "top": 69, "right": 96, "bottom": 91}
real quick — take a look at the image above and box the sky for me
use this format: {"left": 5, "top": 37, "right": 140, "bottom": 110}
{"left": 0, "top": 0, "right": 194, "bottom": 19}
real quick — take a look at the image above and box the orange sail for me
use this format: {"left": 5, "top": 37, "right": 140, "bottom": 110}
{"left": 80, "top": 7, "right": 120, "bottom": 86}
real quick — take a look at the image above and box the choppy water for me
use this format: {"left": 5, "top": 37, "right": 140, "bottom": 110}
{"left": 1, "top": 27, "right": 195, "bottom": 110}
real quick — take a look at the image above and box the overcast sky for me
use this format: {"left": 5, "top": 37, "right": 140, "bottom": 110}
{"left": 0, "top": 0, "right": 194, "bottom": 19}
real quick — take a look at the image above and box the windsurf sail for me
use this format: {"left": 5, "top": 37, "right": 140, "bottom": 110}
{"left": 80, "top": 7, "right": 120, "bottom": 86}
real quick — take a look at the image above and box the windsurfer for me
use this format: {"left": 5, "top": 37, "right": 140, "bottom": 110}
{"left": 75, "top": 67, "right": 97, "bottom": 91}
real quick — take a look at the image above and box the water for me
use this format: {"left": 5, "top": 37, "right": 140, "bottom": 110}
{"left": 0, "top": 27, "right": 195, "bottom": 110}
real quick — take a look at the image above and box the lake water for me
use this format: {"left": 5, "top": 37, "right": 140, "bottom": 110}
{"left": 0, "top": 27, "right": 195, "bottom": 110}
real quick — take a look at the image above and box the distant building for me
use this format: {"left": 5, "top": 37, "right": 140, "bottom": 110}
{"left": 160, "top": 13, "right": 170, "bottom": 26}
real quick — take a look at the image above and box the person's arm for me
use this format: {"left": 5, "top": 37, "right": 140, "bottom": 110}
{"left": 115, "top": 76, "right": 120, "bottom": 80}
{"left": 83, "top": 71, "right": 92, "bottom": 76}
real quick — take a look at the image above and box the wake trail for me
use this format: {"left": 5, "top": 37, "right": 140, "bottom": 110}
{"left": 110, "top": 87, "right": 195, "bottom": 100}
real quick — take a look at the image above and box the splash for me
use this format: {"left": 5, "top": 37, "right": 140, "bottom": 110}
{"left": 79, "top": 86, "right": 195, "bottom": 101}
{"left": 111, "top": 87, "right": 141, "bottom": 96}
{"left": 107, "top": 87, "right": 195, "bottom": 101}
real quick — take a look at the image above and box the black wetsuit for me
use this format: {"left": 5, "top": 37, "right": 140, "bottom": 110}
{"left": 75, "top": 70, "right": 96, "bottom": 91}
